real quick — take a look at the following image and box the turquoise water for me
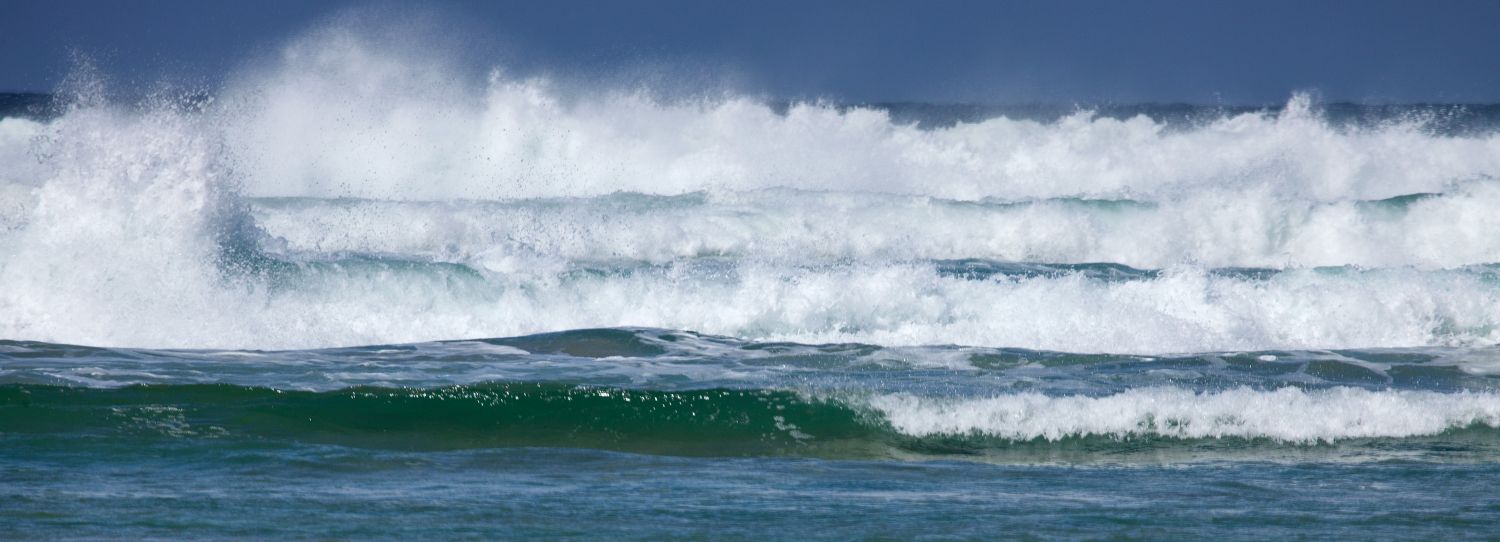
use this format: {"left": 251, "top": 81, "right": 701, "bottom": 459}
{"left": 4, "top": 331, "right": 1500, "bottom": 538}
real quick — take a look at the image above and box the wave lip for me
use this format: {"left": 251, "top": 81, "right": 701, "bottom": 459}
{"left": 869, "top": 386, "right": 1500, "bottom": 443}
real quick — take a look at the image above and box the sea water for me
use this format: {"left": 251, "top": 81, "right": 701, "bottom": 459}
{"left": 3, "top": 32, "right": 1500, "bottom": 539}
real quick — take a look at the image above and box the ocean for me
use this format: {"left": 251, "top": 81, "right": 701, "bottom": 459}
{"left": 4, "top": 47, "right": 1500, "bottom": 539}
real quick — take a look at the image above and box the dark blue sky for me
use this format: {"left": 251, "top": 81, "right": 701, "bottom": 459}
{"left": 4, "top": 0, "right": 1499, "bottom": 104}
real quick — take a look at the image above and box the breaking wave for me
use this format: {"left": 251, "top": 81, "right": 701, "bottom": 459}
{"left": 6, "top": 382, "right": 1499, "bottom": 460}
{"left": 3, "top": 28, "right": 1500, "bottom": 352}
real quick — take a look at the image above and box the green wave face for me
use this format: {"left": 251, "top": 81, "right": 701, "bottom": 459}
{"left": 0, "top": 383, "right": 891, "bottom": 458}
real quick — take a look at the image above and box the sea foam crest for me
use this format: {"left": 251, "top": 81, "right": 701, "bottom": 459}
{"left": 221, "top": 34, "right": 1500, "bottom": 202}
{"left": 867, "top": 387, "right": 1500, "bottom": 442}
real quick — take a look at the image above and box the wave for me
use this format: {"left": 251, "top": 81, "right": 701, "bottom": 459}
{"left": 249, "top": 184, "right": 1500, "bottom": 269}
{"left": 5, "top": 27, "right": 1500, "bottom": 352}
{"left": 5, "top": 382, "right": 1499, "bottom": 461}
{"left": 216, "top": 30, "right": 1500, "bottom": 202}
{"left": 869, "top": 386, "right": 1500, "bottom": 443}
{"left": 4, "top": 249, "right": 1500, "bottom": 351}
{"left": 3, "top": 100, "right": 1500, "bottom": 352}
{"left": 7, "top": 32, "right": 1500, "bottom": 208}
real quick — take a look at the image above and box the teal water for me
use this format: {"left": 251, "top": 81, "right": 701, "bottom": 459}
{"left": 6, "top": 443, "right": 1500, "bottom": 540}
{"left": 4, "top": 330, "right": 1500, "bottom": 538}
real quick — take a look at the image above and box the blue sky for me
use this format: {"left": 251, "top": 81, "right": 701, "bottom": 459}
{"left": 4, "top": 0, "right": 1499, "bottom": 103}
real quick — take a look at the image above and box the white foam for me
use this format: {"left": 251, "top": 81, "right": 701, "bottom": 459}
{"left": 0, "top": 105, "right": 247, "bottom": 347}
{"left": 0, "top": 118, "right": 45, "bottom": 232}
{"left": 4, "top": 245, "right": 1498, "bottom": 352}
{"left": 249, "top": 183, "right": 1500, "bottom": 269}
{"left": 867, "top": 387, "right": 1500, "bottom": 442}
{"left": 216, "top": 32, "right": 1500, "bottom": 203}
{"left": 3, "top": 100, "right": 1500, "bottom": 351}
{"left": 6, "top": 28, "right": 1500, "bottom": 351}
{"left": 209, "top": 32, "right": 1500, "bottom": 269}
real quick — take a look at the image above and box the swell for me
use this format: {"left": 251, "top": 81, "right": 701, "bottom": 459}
{"left": 5, "top": 383, "right": 1500, "bottom": 461}
{"left": 0, "top": 383, "right": 885, "bottom": 457}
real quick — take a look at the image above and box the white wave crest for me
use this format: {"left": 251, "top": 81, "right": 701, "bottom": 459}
{"left": 3, "top": 252, "right": 1497, "bottom": 351}
{"left": 867, "top": 387, "right": 1500, "bottom": 442}
{"left": 216, "top": 32, "right": 1500, "bottom": 203}
{"left": 250, "top": 184, "right": 1500, "bottom": 269}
